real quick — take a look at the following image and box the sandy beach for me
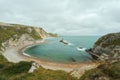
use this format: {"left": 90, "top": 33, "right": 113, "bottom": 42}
{"left": 2, "top": 40, "right": 99, "bottom": 74}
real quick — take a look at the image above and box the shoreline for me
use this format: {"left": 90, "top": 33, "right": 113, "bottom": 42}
{"left": 22, "top": 44, "right": 96, "bottom": 65}
{"left": 2, "top": 39, "right": 99, "bottom": 72}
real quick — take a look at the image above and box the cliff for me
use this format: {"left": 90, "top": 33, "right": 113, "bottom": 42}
{"left": 81, "top": 32, "right": 120, "bottom": 80}
{"left": 87, "top": 32, "right": 120, "bottom": 61}
{"left": 0, "top": 22, "right": 77, "bottom": 80}
{"left": 0, "top": 22, "right": 50, "bottom": 51}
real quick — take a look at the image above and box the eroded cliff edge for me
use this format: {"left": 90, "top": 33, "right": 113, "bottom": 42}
{"left": 87, "top": 32, "right": 120, "bottom": 61}
{"left": 0, "top": 22, "right": 57, "bottom": 52}
{"left": 0, "top": 23, "right": 77, "bottom": 80}
{"left": 81, "top": 32, "right": 120, "bottom": 80}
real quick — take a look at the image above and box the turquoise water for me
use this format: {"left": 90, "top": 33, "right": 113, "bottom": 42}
{"left": 24, "top": 36, "right": 100, "bottom": 63}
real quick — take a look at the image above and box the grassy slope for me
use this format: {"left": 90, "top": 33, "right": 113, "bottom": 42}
{"left": 80, "top": 61, "right": 120, "bottom": 80}
{"left": 80, "top": 32, "right": 120, "bottom": 80}
{"left": 0, "top": 52, "right": 77, "bottom": 80}
{"left": 0, "top": 24, "right": 77, "bottom": 80}
{"left": 0, "top": 23, "right": 119, "bottom": 80}
{"left": 0, "top": 25, "right": 42, "bottom": 41}
{"left": 95, "top": 32, "right": 120, "bottom": 48}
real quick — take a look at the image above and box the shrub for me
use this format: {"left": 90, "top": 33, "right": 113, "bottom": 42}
{"left": 2, "top": 61, "right": 32, "bottom": 75}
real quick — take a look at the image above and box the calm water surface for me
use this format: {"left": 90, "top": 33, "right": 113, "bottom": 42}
{"left": 24, "top": 36, "right": 100, "bottom": 63}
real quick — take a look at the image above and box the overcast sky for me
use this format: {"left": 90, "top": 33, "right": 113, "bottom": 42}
{"left": 0, "top": 0, "right": 120, "bottom": 35}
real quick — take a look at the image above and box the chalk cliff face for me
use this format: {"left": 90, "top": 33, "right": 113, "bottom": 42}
{"left": 90, "top": 32, "right": 120, "bottom": 61}
{"left": 34, "top": 27, "right": 49, "bottom": 38}
{"left": 0, "top": 22, "right": 49, "bottom": 39}
{"left": 0, "top": 22, "right": 50, "bottom": 51}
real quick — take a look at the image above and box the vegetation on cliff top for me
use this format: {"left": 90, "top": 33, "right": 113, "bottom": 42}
{"left": 0, "top": 53, "right": 77, "bottom": 80}
{"left": 0, "top": 24, "right": 43, "bottom": 50}
{"left": 0, "top": 22, "right": 119, "bottom": 80}
{"left": 95, "top": 32, "right": 120, "bottom": 48}
{"left": 0, "top": 23, "right": 77, "bottom": 80}
{"left": 0, "top": 24, "right": 42, "bottom": 43}
{"left": 80, "top": 61, "right": 120, "bottom": 80}
{"left": 84, "top": 32, "right": 120, "bottom": 80}
{"left": 48, "top": 33, "right": 58, "bottom": 37}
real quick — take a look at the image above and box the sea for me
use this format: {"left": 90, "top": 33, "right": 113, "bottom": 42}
{"left": 24, "top": 36, "right": 100, "bottom": 63}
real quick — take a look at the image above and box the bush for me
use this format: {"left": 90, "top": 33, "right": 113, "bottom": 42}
{"left": 80, "top": 68, "right": 105, "bottom": 80}
{"left": 2, "top": 61, "right": 32, "bottom": 75}
{"left": 99, "top": 62, "right": 120, "bottom": 79}
{"left": 80, "top": 61, "right": 120, "bottom": 80}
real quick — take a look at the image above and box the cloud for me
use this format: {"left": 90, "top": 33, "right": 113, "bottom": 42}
{"left": 0, "top": 0, "right": 120, "bottom": 35}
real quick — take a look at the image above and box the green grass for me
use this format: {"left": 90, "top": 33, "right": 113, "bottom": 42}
{"left": 0, "top": 25, "right": 42, "bottom": 49}
{"left": 48, "top": 33, "right": 58, "bottom": 37}
{"left": 0, "top": 53, "right": 10, "bottom": 70}
{"left": 0, "top": 61, "right": 32, "bottom": 80}
{"left": 24, "top": 66, "right": 77, "bottom": 80}
{"left": 1, "top": 61, "right": 32, "bottom": 75}
{"left": 80, "top": 69, "right": 105, "bottom": 80}
{"left": 0, "top": 23, "right": 119, "bottom": 80}
{"left": 0, "top": 60, "right": 77, "bottom": 80}
{"left": 95, "top": 32, "right": 120, "bottom": 48}
{"left": 30, "top": 27, "right": 42, "bottom": 40}
{"left": 99, "top": 62, "right": 120, "bottom": 79}
{"left": 80, "top": 61, "right": 120, "bottom": 80}
{"left": 0, "top": 24, "right": 77, "bottom": 80}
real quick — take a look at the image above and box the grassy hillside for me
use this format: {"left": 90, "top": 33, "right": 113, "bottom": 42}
{"left": 0, "top": 51, "right": 77, "bottom": 80}
{"left": 95, "top": 32, "right": 120, "bottom": 48}
{"left": 0, "top": 24, "right": 42, "bottom": 43}
{"left": 0, "top": 23, "right": 77, "bottom": 80}
{"left": 0, "top": 53, "right": 77, "bottom": 80}
{"left": 0, "top": 24, "right": 43, "bottom": 51}
{"left": 80, "top": 61, "right": 120, "bottom": 80}
{"left": 83, "top": 32, "right": 120, "bottom": 80}
{"left": 0, "top": 23, "right": 119, "bottom": 80}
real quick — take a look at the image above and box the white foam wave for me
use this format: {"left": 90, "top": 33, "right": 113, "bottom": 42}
{"left": 63, "top": 40, "right": 73, "bottom": 46}
{"left": 23, "top": 52, "right": 31, "bottom": 57}
{"left": 68, "top": 43, "right": 73, "bottom": 45}
{"left": 77, "top": 47, "right": 86, "bottom": 51}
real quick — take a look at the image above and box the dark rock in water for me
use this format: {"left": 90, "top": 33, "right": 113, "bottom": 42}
{"left": 59, "top": 39, "right": 68, "bottom": 45}
{"left": 69, "top": 57, "right": 76, "bottom": 62}
{"left": 79, "top": 47, "right": 83, "bottom": 49}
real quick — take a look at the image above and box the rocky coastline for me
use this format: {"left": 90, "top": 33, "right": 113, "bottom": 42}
{"left": 1, "top": 22, "right": 119, "bottom": 80}
{"left": 0, "top": 22, "right": 99, "bottom": 79}
{"left": 86, "top": 32, "right": 120, "bottom": 62}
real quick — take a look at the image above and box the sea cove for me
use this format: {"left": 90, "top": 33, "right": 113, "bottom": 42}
{"left": 24, "top": 36, "right": 100, "bottom": 63}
